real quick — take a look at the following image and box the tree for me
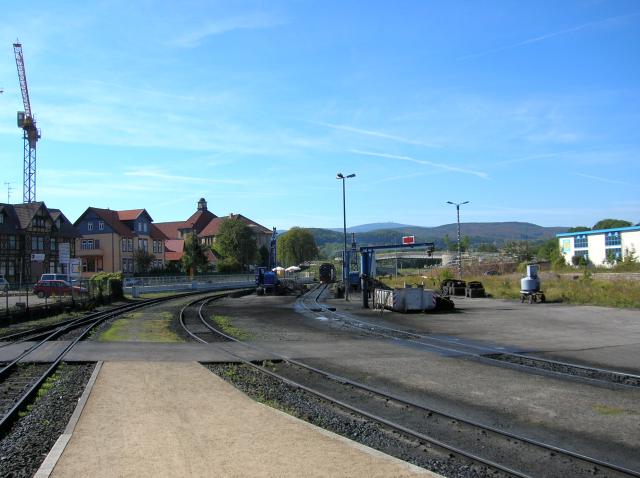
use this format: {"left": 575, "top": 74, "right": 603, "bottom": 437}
{"left": 501, "top": 240, "right": 533, "bottom": 262}
{"left": 567, "top": 226, "right": 590, "bottom": 233}
{"left": 182, "top": 233, "right": 208, "bottom": 275}
{"left": 213, "top": 217, "right": 257, "bottom": 271}
{"left": 277, "top": 227, "right": 319, "bottom": 266}
{"left": 134, "top": 249, "right": 155, "bottom": 274}
{"left": 475, "top": 243, "right": 499, "bottom": 253}
{"left": 536, "top": 238, "right": 565, "bottom": 269}
{"left": 258, "top": 245, "right": 270, "bottom": 267}
{"left": 592, "top": 219, "right": 632, "bottom": 230}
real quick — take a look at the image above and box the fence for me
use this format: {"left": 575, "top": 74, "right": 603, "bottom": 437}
{"left": 1, "top": 279, "right": 113, "bottom": 321}
{"left": 123, "top": 274, "right": 256, "bottom": 295}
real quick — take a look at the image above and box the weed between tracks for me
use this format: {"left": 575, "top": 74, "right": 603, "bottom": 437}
{"left": 210, "top": 315, "right": 251, "bottom": 340}
{"left": 98, "top": 311, "right": 182, "bottom": 342}
{"left": 18, "top": 365, "right": 64, "bottom": 419}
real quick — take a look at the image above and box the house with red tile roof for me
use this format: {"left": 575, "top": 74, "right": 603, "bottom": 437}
{"left": 155, "top": 198, "right": 272, "bottom": 267}
{"left": 73, "top": 207, "right": 167, "bottom": 277}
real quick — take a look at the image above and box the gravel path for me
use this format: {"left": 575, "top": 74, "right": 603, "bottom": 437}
{"left": 206, "top": 362, "right": 501, "bottom": 478}
{"left": 0, "top": 363, "right": 94, "bottom": 478}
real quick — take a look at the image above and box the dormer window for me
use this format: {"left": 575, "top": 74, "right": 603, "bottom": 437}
{"left": 98, "top": 221, "right": 105, "bottom": 231}
{"left": 87, "top": 222, "right": 93, "bottom": 231}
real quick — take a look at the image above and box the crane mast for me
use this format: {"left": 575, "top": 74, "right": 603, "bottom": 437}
{"left": 13, "top": 41, "right": 40, "bottom": 203}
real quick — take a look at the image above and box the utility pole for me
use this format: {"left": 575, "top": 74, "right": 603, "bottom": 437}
{"left": 446, "top": 201, "right": 469, "bottom": 279}
{"left": 337, "top": 172, "right": 355, "bottom": 301}
{"left": 3, "top": 182, "right": 13, "bottom": 203}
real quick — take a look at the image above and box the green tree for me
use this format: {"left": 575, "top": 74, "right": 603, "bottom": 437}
{"left": 134, "top": 249, "right": 155, "bottom": 274}
{"left": 501, "top": 240, "right": 533, "bottom": 262}
{"left": 460, "top": 235, "right": 470, "bottom": 253}
{"left": 592, "top": 219, "right": 632, "bottom": 230}
{"left": 182, "top": 233, "right": 209, "bottom": 275}
{"left": 536, "top": 238, "right": 565, "bottom": 269}
{"left": 213, "top": 217, "right": 257, "bottom": 271}
{"left": 567, "top": 226, "right": 590, "bottom": 232}
{"left": 475, "top": 243, "right": 499, "bottom": 253}
{"left": 258, "top": 245, "right": 270, "bottom": 267}
{"left": 277, "top": 227, "right": 319, "bottom": 266}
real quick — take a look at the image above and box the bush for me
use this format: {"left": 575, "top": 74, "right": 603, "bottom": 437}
{"left": 90, "top": 272, "right": 124, "bottom": 300}
{"left": 217, "top": 258, "right": 241, "bottom": 274}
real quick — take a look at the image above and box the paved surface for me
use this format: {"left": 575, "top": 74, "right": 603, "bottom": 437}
{"left": 46, "top": 361, "right": 436, "bottom": 478}
{"left": 212, "top": 293, "right": 640, "bottom": 470}
{"left": 326, "top": 294, "right": 640, "bottom": 373}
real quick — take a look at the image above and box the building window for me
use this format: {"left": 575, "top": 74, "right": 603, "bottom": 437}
{"left": 138, "top": 239, "right": 148, "bottom": 252}
{"left": 574, "top": 235, "right": 588, "bottom": 249}
{"left": 606, "top": 247, "right": 622, "bottom": 262}
{"left": 31, "top": 236, "right": 45, "bottom": 250}
{"left": 81, "top": 239, "right": 100, "bottom": 250}
{"left": 605, "top": 232, "right": 621, "bottom": 247}
{"left": 121, "top": 239, "right": 127, "bottom": 252}
{"left": 87, "top": 222, "right": 93, "bottom": 231}
{"left": 574, "top": 250, "right": 589, "bottom": 259}
{"left": 128, "top": 238, "right": 133, "bottom": 252}
{"left": 8, "top": 235, "right": 16, "bottom": 249}
{"left": 98, "top": 221, "right": 105, "bottom": 231}
{"left": 51, "top": 238, "right": 57, "bottom": 251}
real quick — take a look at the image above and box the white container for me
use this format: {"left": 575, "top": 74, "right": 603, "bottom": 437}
{"left": 520, "top": 277, "right": 539, "bottom": 293}
{"left": 374, "top": 288, "right": 436, "bottom": 312}
{"left": 526, "top": 264, "right": 539, "bottom": 278}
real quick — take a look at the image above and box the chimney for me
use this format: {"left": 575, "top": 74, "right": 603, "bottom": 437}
{"left": 197, "top": 198, "right": 207, "bottom": 211}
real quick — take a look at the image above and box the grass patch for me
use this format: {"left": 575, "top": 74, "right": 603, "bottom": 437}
{"left": 98, "top": 311, "right": 182, "bottom": 342}
{"left": 593, "top": 404, "right": 626, "bottom": 416}
{"left": 211, "top": 315, "right": 251, "bottom": 340}
{"left": 19, "top": 366, "right": 64, "bottom": 418}
{"left": 379, "top": 273, "right": 640, "bottom": 308}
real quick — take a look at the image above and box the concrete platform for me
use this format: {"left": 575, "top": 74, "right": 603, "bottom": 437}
{"left": 41, "top": 361, "right": 438, "bottom": 478}
{"left": 1, "top": 338, "right": 503, "bottom": 363}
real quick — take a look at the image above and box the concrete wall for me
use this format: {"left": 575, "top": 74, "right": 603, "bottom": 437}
{"left": 622, "top": 230, "right": 640, "bottom": 257}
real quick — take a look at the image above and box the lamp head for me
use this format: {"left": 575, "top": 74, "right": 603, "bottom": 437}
{"left": 336, "top": 173, "right": 344, "bottom": 179}
{"left": 346, "top": 173, "right": 356, "bottom": 178}
{"left": 446, "top": 201, "right": 454, "bottom": 205}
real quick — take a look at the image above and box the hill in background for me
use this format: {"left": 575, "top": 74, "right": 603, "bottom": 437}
{"left": 308, "top": 221, "right": 568, "bottom": 259}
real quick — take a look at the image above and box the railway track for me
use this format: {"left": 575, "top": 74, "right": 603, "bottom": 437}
{"left": 300, "top": 284, "right": 640, "bottom": 389}
{"left": 0, "top": 289, "right": 250, "bottom": 437}
{"left": 181, "top": 287, "right": 640, "bottom": 478}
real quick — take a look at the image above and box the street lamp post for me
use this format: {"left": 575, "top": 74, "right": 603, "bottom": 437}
{"left": 337, "top": 173, "right": 355, "bottom": 300}
{"left": 446, "top": 201, "right": 469, "bottom": 279}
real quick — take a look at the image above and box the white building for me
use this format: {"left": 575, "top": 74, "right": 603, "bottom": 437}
{"left": 557, "top": 226, "right": 640, "bottom": 266}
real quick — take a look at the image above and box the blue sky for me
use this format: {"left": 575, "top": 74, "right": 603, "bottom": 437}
{"left": 0, "top": 0, "right": 638, "bottom": 230}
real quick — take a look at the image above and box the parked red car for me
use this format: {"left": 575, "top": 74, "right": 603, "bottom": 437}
{"left": 33, "top": 280, "right": 85, "bottom": 299}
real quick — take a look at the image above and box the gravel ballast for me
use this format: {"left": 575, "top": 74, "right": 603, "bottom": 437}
{"left": 206, "top": 362, "right": 503, "bottom": 478}
{"left": 0, "top": 363, "right": 94, "bottom": 478}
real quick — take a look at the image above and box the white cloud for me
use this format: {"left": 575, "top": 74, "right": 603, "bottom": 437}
{"left": 316, "top": 122, "right": 439, "bottom": 148}
{"left": 350, "top": 149, "right": 489, "bottom": 180}
{"left": 458, "top": 11, "right": 640, "bottom": 61}
{"left": 171, "top": 13, "right": 284, "bottom": 48}
{"left": 123, "top": 169, "right": 243, "bottom": 185}
{"left": 573, "top": 173, "right": 632, "bottom": 186}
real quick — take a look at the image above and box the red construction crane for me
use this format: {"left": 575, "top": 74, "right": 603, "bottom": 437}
{"left": 13, "top": 41, "right": 41, "bottom": 203}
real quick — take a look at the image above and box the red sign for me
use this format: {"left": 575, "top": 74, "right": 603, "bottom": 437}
{"left": 402, "top": 235, "right": 415, "bottom": 245}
